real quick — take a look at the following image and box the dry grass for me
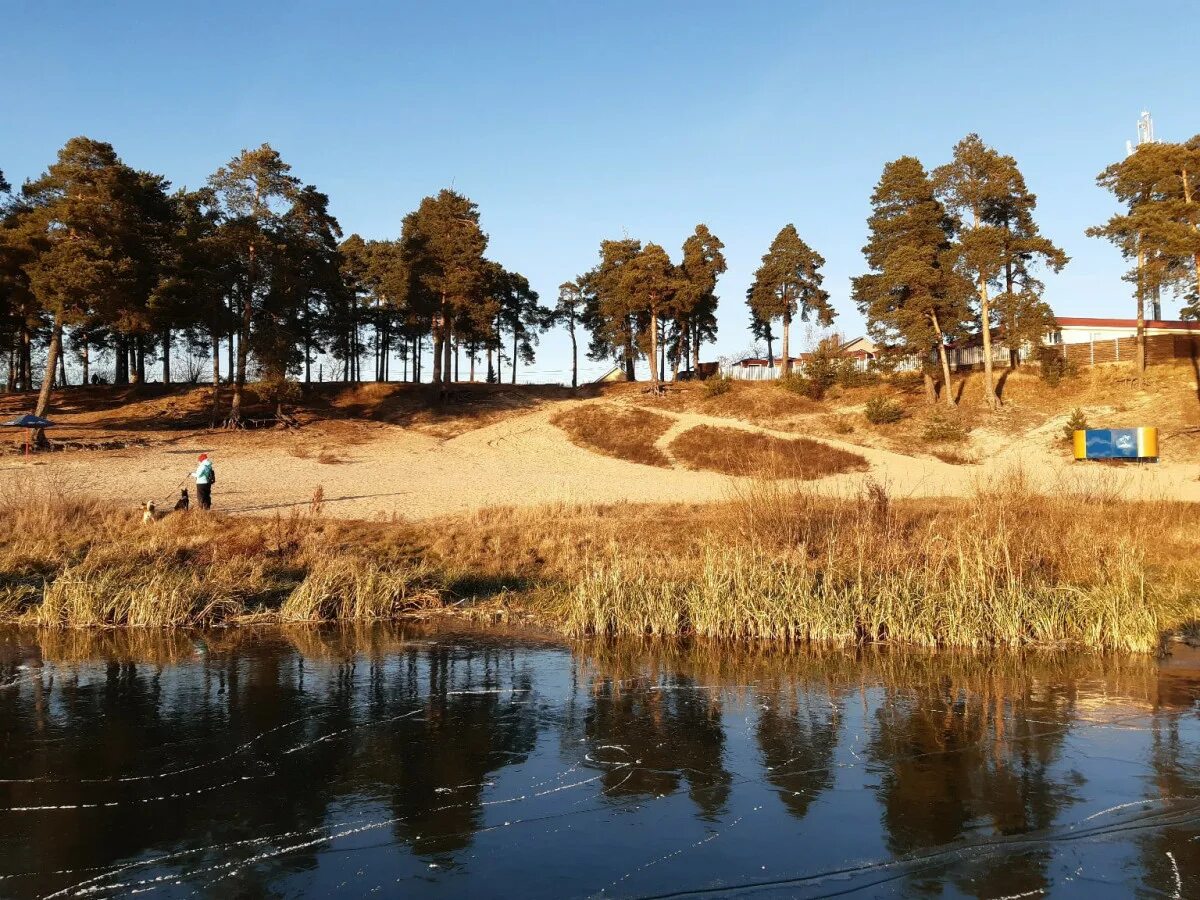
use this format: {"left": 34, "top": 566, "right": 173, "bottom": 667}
{"left": 547, "top": 471, "right": 1200, "bottom": 652}
{"left": 551, "top": 403, "right": 674, "bottom": 467}
{"left": 669, "top": 425, "right": 869, "bottom": 479}
{"left": 0, "top": 473, "right": 439, "bottom": 627}
{"left": 2, "top": 467, "right": 1197, "bottom": 652}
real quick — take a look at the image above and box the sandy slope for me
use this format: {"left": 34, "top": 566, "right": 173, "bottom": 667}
{"left": 3, "top": 397, "right": 1198, "bottom": 520}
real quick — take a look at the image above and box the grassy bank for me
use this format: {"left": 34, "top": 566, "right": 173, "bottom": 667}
{"left": 1, "top": 472, "right": 1197, "bottom": 652}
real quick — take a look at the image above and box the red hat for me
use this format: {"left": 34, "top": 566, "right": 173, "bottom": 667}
{"left": 198, "top": 453, "right": 208, "bottom": 461}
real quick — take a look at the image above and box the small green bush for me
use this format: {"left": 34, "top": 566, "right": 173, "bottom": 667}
{"left": 864, "top": 395, "right": 905, "bottom": 425}
{"left": 1064, "top": 407, "right": 1088, "bottom": 443}
{"left": 826, "top": 414, "right": 855, "bottom": 435}
{"left": 890, "top": 371, "right": 927, "bottom": 395}
{"left": 836, "top": 361, "right": 878, "bottom": 388}
{"left": 922, "top": 414, "right": 969, "bottom": 444}
{"left": 1038, "top": 347, "right": 1075, "bottom": 387}
{"left": 777, "top": 372, "right": 824, "bottom": 400}
{"left": 704, "top": 376, "right": 732, "bottom": 398}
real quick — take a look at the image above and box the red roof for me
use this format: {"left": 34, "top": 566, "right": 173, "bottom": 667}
{"left": 1054, "top": 316, "right": 1200, "bottom": 331}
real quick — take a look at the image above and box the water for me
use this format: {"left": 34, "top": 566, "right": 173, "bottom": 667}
{"left": 1, "top": 626, "right": 1197, "bottom": 899}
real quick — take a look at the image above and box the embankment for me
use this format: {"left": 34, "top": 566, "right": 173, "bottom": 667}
{"left": 1, "top": 472, "right": 1197, "bottom": 653}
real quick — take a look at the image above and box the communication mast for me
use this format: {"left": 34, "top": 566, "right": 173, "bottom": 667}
{"left": 1126, "top": 110, "right": 1162, "bottom": 319}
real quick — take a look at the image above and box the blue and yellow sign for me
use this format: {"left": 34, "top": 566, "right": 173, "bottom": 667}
{"left": 1072, "top": 428, "right": 1158, "bottom": 461}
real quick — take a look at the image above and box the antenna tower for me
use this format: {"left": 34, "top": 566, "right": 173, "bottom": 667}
{"left": 1126, "top": 111, "right": 1162, "bottom": 319}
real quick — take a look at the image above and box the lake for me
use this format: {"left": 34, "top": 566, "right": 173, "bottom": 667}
{"left": 1, "top": 625, "right": 1197, "bottom": 898}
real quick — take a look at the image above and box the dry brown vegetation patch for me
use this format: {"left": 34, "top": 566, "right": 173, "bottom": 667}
{"left": 669, "top": 425, "right": 869, "bottom": 479}
{"left": 551, "top": 404, "right": 674, "bottom": 467}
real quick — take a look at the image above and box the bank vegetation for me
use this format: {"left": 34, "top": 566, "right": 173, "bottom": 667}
{"left": 0, "top": 470, "right": 1196, "bottom": 653}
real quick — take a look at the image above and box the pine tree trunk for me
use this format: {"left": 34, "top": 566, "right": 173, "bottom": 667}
{"left": 624, "top": 327, "right": 635, "bottom": 381}
{"left": 659, "top": 320, "right": 665, "bottom": 382}
{"left": 511, "top": 328, "right": 518, "bottom": 385}
{"left": 211, "top": 332, "right": 221, "bottom": 422}
{"left": 781, "top": 308, "right": 791, "bottom": 376}
{"left": 432, "top": 309, "right": 444, "bottom": 385}
{"left": 931, "top": 314, "right": 956, "bottom": 407}
{"left": 227, "top": 332, "right": 234, "bottom": 385}
{"left": 454, "top": 339, "right": 460, "bottom": 383}
{"left": 648, "top": 309, "right": 660, "bottom": 390}
{"left": 978, "top": 279, "right": 999, "bottom": 408}
{"left": 162, "top": 329, "right": 172, "bottom": 384}
{"left": 81, "top": 333, "right": 89, "bottom": 386}
{"left": 230, "top": 282, "right": 252, "bottom": 426}
{"left": 443, "top": 321, "right": 453, "bottom": 387}
{"left": 570, "top": 320, "right": 578, "bottom": 388}
{"left": 20, "top": 328, "right": 32, "bottom": 391}
{"left": 766, "top": 332, "right": 774, "bottom": 368}
{"left": 1135, "top": 245, "right": 1147, "bottom": 376}
{"left": 58, "top": 346, "right": 67, "bottom": 387}
{"left": 692, "top": 320, "right": 701, "bottom": 371}
{"left": 32, "top": 315, "right": 63, "bottom": 448}
{"left": 923, "top": 371, "right": 937, "bottom": 403}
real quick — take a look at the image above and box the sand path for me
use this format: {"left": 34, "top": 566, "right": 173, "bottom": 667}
{"left": 3, "top": 398, "right": 1197, "bottom": 519}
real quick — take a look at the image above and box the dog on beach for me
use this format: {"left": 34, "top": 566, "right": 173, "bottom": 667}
{"left": 141, "top": 501, "right": 157, "bottom": 525}
{"left": 174, "top": 488, "right": 189, "bottom": 512}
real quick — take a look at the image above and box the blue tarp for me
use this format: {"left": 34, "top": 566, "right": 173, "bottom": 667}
{"left": 2, "top": 415, "right": 56, "bottom": 428}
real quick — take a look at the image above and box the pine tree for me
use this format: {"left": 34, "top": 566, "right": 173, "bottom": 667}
{"left": 400, "top": 190, "right": 488, "bottom": 391}
{"left": 747, "top": 225, "right": 834, "bottom": 376}
{"left": 554, "top": 280, "right": 584, "bottom": 388}
{"left": 208, "top": 144, "right": 301, "bottom": 424}
{"left": 494, "top": 268, "right": 548, "bottom": 384}
{"left": 21, "top": 138, "right": 173, "bottom": 441}
{"left": 675, "top": 225, "right": 726, "bottom": 376}
{"left": 1090, "top": 139, "right": 1200, "bottom": 367}
{"left": 934, "top": 135, "right": 1067, "bottom": 406}
{"left": 619, "top": 243, "right": 678, "bottom": 391}
{"left": 151, "top": 187, "right": 235, "bottom": 414}
{"left": 852, "top": 157, "right": 971, "bottom": 406}
{"left": 579, "top": 238, "right": 643, "bottom": 380}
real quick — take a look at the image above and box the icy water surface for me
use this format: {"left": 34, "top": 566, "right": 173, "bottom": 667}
{"left": 1, "top": 626, "right": 1198, "bottom": 899}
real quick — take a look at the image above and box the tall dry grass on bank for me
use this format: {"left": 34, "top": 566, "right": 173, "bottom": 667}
{"left": 1, "top": 469, "right": 1197, "bottom": 651}
{"left": 0, "top": 474, "right": 441, "bottom": 627}
{"left": 550, "top": 471, "right": 1200, "bottom": 653}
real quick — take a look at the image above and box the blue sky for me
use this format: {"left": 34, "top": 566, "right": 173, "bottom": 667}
{"left": 4, "top": 1, "right": 1197, "bottom": 382}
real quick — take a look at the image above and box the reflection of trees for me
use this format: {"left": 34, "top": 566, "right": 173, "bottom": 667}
{"left": 1135, "top": 673, "right": 1200, "bottom": 899}
{"left": 755, "top": 685, "right": 841, "bottom": 820}
{"left": 867, "top": 664, "right": 1083, "bottom": 898}
{"left": 0, "top": 627, "right": 540, "bottom": 895}
{"left": 582, "top": 673, "right": 732, "bottom": 821}
{"left": 364, "top": 644, "right": 540, "bottom": 857}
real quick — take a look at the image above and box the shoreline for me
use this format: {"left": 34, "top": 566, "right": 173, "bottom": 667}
{"left": 2, "top": 478, "right": 1197, "bottom": 654}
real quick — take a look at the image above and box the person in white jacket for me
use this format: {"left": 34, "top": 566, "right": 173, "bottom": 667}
{"left": 191, "top": 454, "right": 215, "bottom": 509}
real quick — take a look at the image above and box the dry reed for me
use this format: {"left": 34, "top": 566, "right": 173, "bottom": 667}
{"left": 1, "top": 468, "right": 1196, "bottom": 652}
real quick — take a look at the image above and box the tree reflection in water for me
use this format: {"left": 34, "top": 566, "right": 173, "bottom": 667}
{"left": 0, "top": 627, "right": 1193, "bottom": 899}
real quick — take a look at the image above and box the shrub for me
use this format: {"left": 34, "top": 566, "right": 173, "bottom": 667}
{"left": 1064, "top": 407, "right": 1088, "bottom": 443}
{"left": 826, "top": 414, "right": 855, "bottom": 435}
{"left": 704, "top": 376, "right": 732, "bottom": 398}
{"left": 835, "top": 360, "right": 878, "bottom": 388}
{"left": 1037, "top": 346, "right": 1075, "bottom": 387}
{"left": 777, "top": 373, "right": 824, "bottom": 400}
{"left": 890, "top": 371, "right": 927, "bottom": 395}
{"left": 864, "top": 395, "right": 904, "bottom": 425}
{"left": 922, "top": 414, "right": 969, "bottom": 444}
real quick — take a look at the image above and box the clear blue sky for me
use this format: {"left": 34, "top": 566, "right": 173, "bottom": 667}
{"left": 3, "top": 1, "right": 1196, "bottom": 382}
